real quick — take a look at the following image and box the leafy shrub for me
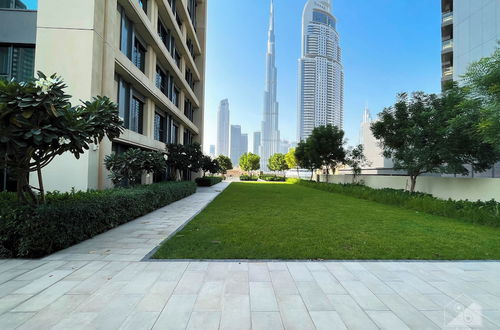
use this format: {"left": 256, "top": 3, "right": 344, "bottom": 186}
{"left": 195, "top": 176, "right": 223, "bottom": 187}
{"left": 296, "top": 180, "right": 500, "bottom": 227}
{"left": 0, "top": 181, "right": 196, "bottom": 258}
{"left": 240, "top": 175, "right": 258, "bottom": 181}
{"left": 259, "top": 174, "right": 286, "bottom": 182}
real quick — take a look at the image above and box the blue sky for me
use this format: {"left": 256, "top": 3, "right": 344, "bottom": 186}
{"left": 203, "top": 0, "right": 442, "bottom": 152}
{"left": 21, "top": 0, "right": 37, "bottom": 9}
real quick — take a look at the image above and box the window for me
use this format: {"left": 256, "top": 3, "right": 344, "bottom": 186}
{"left": 184, "top": 99, "right": 194, "bottom": 122}
{"left": 0, "top": 45, "right": 35, "bottom": 82}
{"left": 132, "top": 38, "right": 146, "bottom": 72}
{"left": 187, "top": 0, "right": 197, "bottom": 30}
{"left": 174, "top": 49, "right": 181, "bottom": 68}
{"left": 0, "top": 0, "right": 32, "bottom": 9}
{"left": 154, "top": 111, "right": 166, "bottom": 142}
{"left": 185, "top": 69, "right": 195, "bottom": 90}
{"left": 171, "top": 122, "right": 179, "bottom": 144}
{"left": 117, "top": 76, "right": 144, "bottom": 134}
{"left": 157, "top": 19, "right": 172, "bottom": 52}
{"left": 172, "top": 86, "right": 180, "bottom": 107}
{"left": 312, "top": 10, "right": 335, "bottom": 28}
{"left": 184, "top": 129, "right": 193, "bottom": 145}
{"left": 186, "top": 38, "right": 195, "bottom": 60}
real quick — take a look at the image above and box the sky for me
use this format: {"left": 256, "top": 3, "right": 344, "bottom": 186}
{"left": 21, "top": 0, "right": 37, "bottom": 9}
{"left": 203, "top": 0, "right": 442, "bottom": 153}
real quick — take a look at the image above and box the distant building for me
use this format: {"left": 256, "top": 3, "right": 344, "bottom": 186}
{"left": 441, "top": 0, "right": 500, "bottom": 178}
{"left": 253, "top": 131, "right": 261, "bottom": 155}
{"left": 359, "top": 107, "right": 391, "bottom": 170}
{"left": 230, "top": 125, "right": 242, "bottom": 167}
{"left": 280, "top": 140, "right": 291, "bottom": 154}
{"left": 298, "top": 0, "right": 344, "bottom": 142}
{"left": 216, "top": 99, "right": 230, "bottom": 157}
{"left": 209, "top": 145, "right": 215, "bottom": 158}
{"left": 240, "top": 133, "right": 248, "bottom": 157}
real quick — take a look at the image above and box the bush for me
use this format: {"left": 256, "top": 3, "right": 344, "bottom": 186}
{"left": 195, "top": 176, "right": 223, "bottom": 187}
{"left": 259, "top": 174, "right": 286, "bottom": 182}
{"left": 296, "top": 180, "right": 500, "bottom": 227}
{"left": 240, "top": 175, "right": 258, "bottom": 181}
{"left": 0, "top": 181, "right": 196, "bottom": 258}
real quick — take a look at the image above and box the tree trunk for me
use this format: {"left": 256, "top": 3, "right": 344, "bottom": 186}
{"left": 296, "top": 167, "right": 300, "bottom": 179}
{"left": 409, "top": 175, "right": 417, "bottom": 193}
{"left": 36, "top": 161, "right": 45, "bottom": 204}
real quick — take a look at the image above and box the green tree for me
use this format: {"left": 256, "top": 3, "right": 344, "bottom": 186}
{"left": 285, "top": 148, "right": 299, "bottom": 177}
{"left": 165, "top": 143, "right": 203, "bottom": 181}
{"left": 345, "top": 145, "right": 370, "bottom": 183}
{"left": 371, "top": 91, "right": 497, "bottom": 192}
{"left": 268, "top": 153, "right": 288, "bottom": 176}
{"left": 295, "top": 140, "right": 319, "bottom": 180}
{"left": 216, "top": 155, "right": 232, "bottom": 175}
{"left": 104, "top": 149, "right": 166, "bottom": 186}
{"left": 0, "top": 72, "right": 123, "bottom": 205}
{"left": 307, "top": 124, "right": 346, "bottom": 178}
{"left": 239, "top": 152, "right": 260, "bottom": 176}
{"left": 201, "top": 155, "right": 220, "bottom": 177}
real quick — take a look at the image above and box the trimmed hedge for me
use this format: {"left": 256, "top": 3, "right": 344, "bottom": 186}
{"left": 240, "top": 175, "right": 258, "bottom": 181}
{"left": 259, "top": 175, "right": 286, "bottom": 182}
{"left": 195, "top": 176, "right": 223, "bottom": 187}
{"left": 0, "top": 181, "right": 196, "bottom": 258}
{"left": 295, "top": 180, "right": 500, "bottom": 227}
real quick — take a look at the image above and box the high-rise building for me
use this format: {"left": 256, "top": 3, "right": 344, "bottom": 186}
{"left": 260, "top": 0, "right": 280, "bottom": 171}
{"left": 240, "top": 133, "right": 248, "bottom": 157}
{"left": 298, "top": 0, "right": 344, "bottom": 142}
{"left": 230, "top": 125, "right": 242, "bottom": 167}
{"left": 253, "top": 131, "right": 261, "bottom": 155}
{"left": 441, "top": 0, "right": 500, "bottom": 178}
{"left": 209, "top": 144, "right": 215, "bottom": 158}
{"left": 216, "top": 99, "right": 230, "bottom": 157}
{"left": 27, "top": 0, "right": 207, "bottom": 192}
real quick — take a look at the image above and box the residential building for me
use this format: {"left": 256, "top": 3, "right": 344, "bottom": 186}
{"left": 1, "top": 0, "right": 37, "bottom": 192}
{"left": 240, "top": 133, "right": 248, "bottom": 157}
{"left": 253, "top": 131, "right": 261, "bottom": 155}
{"left": 260, "top": 0, "right": 280, "bottom": 171}
{"left": 297, "top": 0, "right": 344, "bottom": 142}
{"left": 230, "top": 124, "right": 241, "bottom": 167}
{"left": 216, "top": 98, "right": 230, "bottom": 157}
{"left": 441, "top": 0, "right": 500, "bottom": 178}
{"left": 29, "top": 0, "right": 207, "bottom": 192}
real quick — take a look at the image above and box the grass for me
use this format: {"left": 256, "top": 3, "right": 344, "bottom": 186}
{"left": 153, "top": 182, "right": 500, "bottom": 260}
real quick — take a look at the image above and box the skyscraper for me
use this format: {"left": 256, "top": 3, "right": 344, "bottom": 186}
{"left": 216, "top": 99, "right": 230, "bottom": 157}
{"left": 298, "top": 0, "right": 344, "bottom": 142}
{"left": 230, "top": 125, "right": 242, "bottom": 167}
{"left": 260, "top": 0, "right": 280, "bottom": 170}
{"left": 240, "top": 133, "right": 248, "bottom": 157}
{"left": 253, "top": 131, "right": 261, "bottom": 155}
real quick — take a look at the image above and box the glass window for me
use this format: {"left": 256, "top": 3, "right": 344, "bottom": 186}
{"left": 130, "top": 96, "right": 144, "bottom": 134}
{"left": 158, "top": 19, "right": 171, "bottom": 52}
{"left": 138, "top": 0, "right": 147, "bottom": 14}
{"left": 0, "top": 47, "right": 9, "bottom": 79}
{"left": 172, "top": 86, "right": 179, "bottom": 107}
{"left": 172, "top": 122, "right": 179, "bottom": 144}
{"left": 154, "top": 111, "right": 166, "bottom": 142}
{"left": 120, "top": 10, "right": 133, "bottom": 58}
{"left": 132, "top": 38, "right": 146, "bottom": 72}
{"left": 11, "top": 47, "right": 34, "bottom": 82}
{"left": 117, "top": 79, "right": 130, "bottom": 122}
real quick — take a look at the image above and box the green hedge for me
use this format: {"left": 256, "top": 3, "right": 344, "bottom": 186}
{"left": 195, "top": 176, "right": 223, "bottom": 187}
{"left": 0, "top": 181, "right": 196, "bottom": 258}
{"left": 259, "top": 175, "right": 286, "bottom": 182}
{"left": 296, "top": 180, "right": 500, "bottom": 227}
{"left": 240, "top": 175, "right": 258, "bottom": 181}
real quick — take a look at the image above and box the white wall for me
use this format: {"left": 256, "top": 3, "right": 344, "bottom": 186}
{"left": 318, "top": 174, "right": 500, "bottom": 202}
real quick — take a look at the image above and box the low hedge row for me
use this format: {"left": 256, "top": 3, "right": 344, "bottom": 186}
{"left": 296, "top": 180, "right": 500, "bottom": 227}
{"left": 240, "top": 175, "right": 258, "bottom": 181}
{"left": 0, "top": 181, "right": 196, "bottom": 258}
{"left": 195, "top": 176, "right": 223, "bottom": 187}
{"left": 259, "top": 175, "right": 286, "bottom": 182}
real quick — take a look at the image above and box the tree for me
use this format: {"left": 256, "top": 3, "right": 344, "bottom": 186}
{"left": 285, "top": 148, "right": 299, "bottom": 177}
{"left": 104, "top": 149, "right": 166, "bottom": 186}
{"left": 345, "top": 145, "right": 370, "bottom": 183}
{"left": 239, "top": 152, "right": 260, "bottom": 175}
{"left": 295, "top": 140, "right": 319, "bottom": 180}
{"left": 165, "top": 143, "right": 203, "bottom": 181}
{"left": 0, "top": 72, "right": 123, "bottom": 205}
{"left": 371, "top": 91, "right": 497, "bottom": 192}
{"left": 201, "top": 155, "right": 220, "bottom": 177}
{"left": 268, "top": 153, "right": 288, "bottom": 176}
{"left": 307, "top": 125, "right": 346, "bottom": 178}
{"left": 216, "top": 155, "right": 232, "bottom": 175}
{"left": 185, "top": 143, "right": 203, "bottom": 174}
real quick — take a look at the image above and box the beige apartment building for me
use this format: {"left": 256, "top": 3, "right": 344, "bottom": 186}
{"left": 31, "top": 0, "right": 207, "bottom": 192}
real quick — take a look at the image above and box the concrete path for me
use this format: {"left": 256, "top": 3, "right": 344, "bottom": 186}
{"left": 0, "top": 182, "right": 498, "bottom": 329}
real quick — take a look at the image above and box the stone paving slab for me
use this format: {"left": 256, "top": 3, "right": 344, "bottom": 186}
{"left": 0, "top": 182, "right": 499, "bottom": 329}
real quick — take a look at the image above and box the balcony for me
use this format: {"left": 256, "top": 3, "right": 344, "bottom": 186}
{"left": 442, "top": 11, "right": 453, "bottom": 26}
{"left": 442, "top": 39, "right": 453, "bottom": 53}
{"left": 442, "top": 66, "right": 453, "bottom": 78}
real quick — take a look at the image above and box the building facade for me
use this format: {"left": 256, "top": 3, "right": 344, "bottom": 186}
{"left": 253, "top": 131, "right": 261, "bottom": 155}
{"left": 1, "top": 0, "right": 37, "bottom": 192}
{"left": 240, "top": 133, "right": 248, "bottom": 158}
{"left": 230, "top": 124, "right": 241, "bottom": 167}
{"left": 297, "top": 0, "right": 344, "bottom": 142}
{"left": 216, "top": 98, "right": 230, "bottom": 157}
{"left": 29, "top": 0, "right": 207, "bottom": 192}
{"left": 260, "top": 0, "right": 280, "bottom": 171}
{"left": 441, "top": 0, "right": 500, "bottom": 178}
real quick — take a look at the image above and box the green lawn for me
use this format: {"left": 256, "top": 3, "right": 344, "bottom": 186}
{"left": 153, "top": 182, "right": 500, "bottom": 260}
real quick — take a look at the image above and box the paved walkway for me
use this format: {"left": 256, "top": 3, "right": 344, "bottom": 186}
{"left": 0, "top": 182, "right": 499, "bottom": 329}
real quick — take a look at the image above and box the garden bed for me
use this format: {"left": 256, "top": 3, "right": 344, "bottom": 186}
{"left": 195, "top": 176, "right": 223, "bottom": 187}
{"left": 0, "top": 181, "right": 196, "bottom": 258}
